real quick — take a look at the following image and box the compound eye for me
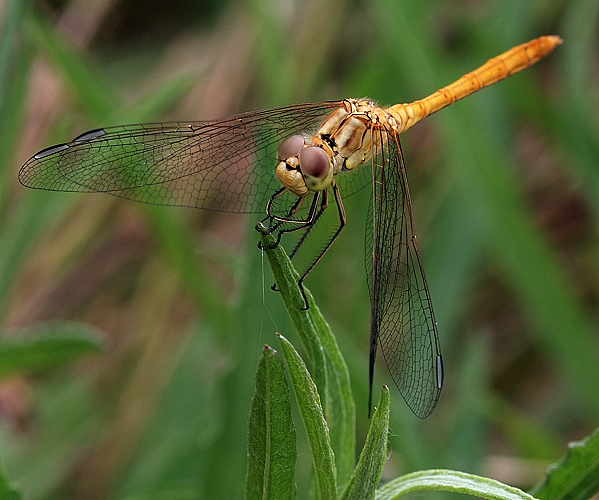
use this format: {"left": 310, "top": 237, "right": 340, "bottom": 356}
{"left": 298, "top": 146, "right": 330, "bottom": 179}
{"left": 277, "top": 135, "right": 305, "bottom": 159}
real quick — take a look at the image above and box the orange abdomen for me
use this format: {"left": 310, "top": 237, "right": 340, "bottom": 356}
{"left": 387, "top": 35, "right": 562, "bottom": 133}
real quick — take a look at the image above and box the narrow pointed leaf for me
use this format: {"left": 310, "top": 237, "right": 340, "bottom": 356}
{"left": 375, "top": 469, "right": 538, "bottom": 500}
{"left": 0, "top": 465, "right": 21, "bottom": 500}
{"left": 304, "top": 286, "right": 355, "bottom": 486}
{"left": 258, "top": 224, "right": 355, "bottom": 485}
{"left": 530, "top": 426, "right": 599, "bottom": 500}
{"left": 245, "top": 344, "right": 296, "bottom": 500}
{"left": 0, "top": 321, "right": 104, "bottom": 378}
{"left": 341, "top": 386, "right": 390, "bottom": 500}
{"left": 277, "top": 333, "right": 337, "bottom": 499}
{"left": 257, "top": 224, "right": 327, "bottom": 387}
{"left": 24, "top": 8, "right": 115, "bottom": 119}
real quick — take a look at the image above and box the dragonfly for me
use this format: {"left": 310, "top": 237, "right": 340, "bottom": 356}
{"left": 19, "top": 35, "right": 561, "bottom": 418}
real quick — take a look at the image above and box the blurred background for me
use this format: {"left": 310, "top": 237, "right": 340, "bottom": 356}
{"left": 1, "top": 0, "right": 598, "bottom": 498}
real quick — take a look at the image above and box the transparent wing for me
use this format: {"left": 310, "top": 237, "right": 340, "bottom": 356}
{"left": 19, "top": 102, "right": 345, "bottom": 213}
{"left": 365, "top": 131, "right": 443, "bottom": 418}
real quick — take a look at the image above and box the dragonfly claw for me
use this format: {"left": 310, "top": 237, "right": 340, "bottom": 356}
{"left": 255, "top": 220, "right": 283, "bottom": 250}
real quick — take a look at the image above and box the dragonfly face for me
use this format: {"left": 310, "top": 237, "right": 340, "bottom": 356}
{"left": 275, "top": 134, "right": 334, "bottom": 195}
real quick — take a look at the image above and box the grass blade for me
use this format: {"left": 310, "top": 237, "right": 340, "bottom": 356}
{"left": 258, "top": 224, "right": 356, "bottom": 486}
{"left": 277, "top": 333, "right": 337, "bottom": 500}
{"left": 0, "top": 464, "right": 21, "bottom": 500}
{"left": 375, "top": 469, "right": 538, "bottom": 500}
{"left": 257, "top": 224, "right": 326, "bottom": 385}
{"left": 340, "top": 386, "right": 390, "bottom": 500}
{"left": 245, "top": 344, "right": 296, "bottom": 500}
{"left": 0, "top": 322, "right": 104, "bottom": 378}
{"left": 530, "top": 427, "right": 599, "bottom": 500}
{"left": 305, "top": 285, "right": 356, "bottom": 487}
{"left": 23, "top": 7, "right": 115, "bottom": 120}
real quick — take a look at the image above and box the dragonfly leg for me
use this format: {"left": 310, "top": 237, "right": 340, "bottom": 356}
{"left": 261, "top": 192, "right": 323, "bottom": 292}
{"left": 277, "top": 192, "right": 323, "bottom": 256}
{"left": 269, "top": 192, "right": 327, "bottom": 293}
{"left": 288, "top": 189, "right": 329, "bottom": 260}
{"left": 256, "top": 188, "right": 312, "bottom": 250}
{"left": 296, "top": 182, "right": 346, "bottom": 310}
{"left": 257, "top": 219, "right": 284, "bottom": 250}
{"left": 257, "top": 183, "right": 344, "bottom": 310}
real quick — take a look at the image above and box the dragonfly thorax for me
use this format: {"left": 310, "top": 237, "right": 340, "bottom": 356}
{"left": 317, "top": 98, "right": 387, "bottom": 172}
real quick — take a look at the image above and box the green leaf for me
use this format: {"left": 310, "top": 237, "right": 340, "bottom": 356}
{"left": 146, "top": 206, "right": 228, "bottom": 330}
{"left": 0, "top": 321, "right": 104, "bottom": 378}
{"left": 306, "top": 285, "right": 356, "bottom": 487}
{"left": 258, "top": 224, "right": 355, "bottom": 486}
{"left": 375, "top": 469, "right": 538, "bottom": 500}
{"left": 24, "top": 4, "right": 195, "bottom": 127}
{"left": 257, "top": 224, "right": 327, "bottom": 387}
{"left": 530, "top": 426, "right": 599, "bottom": 500}
{"left": 277, "top": 333, "right": 337, "bottom": 500}
{"left": 340, "top": 386, "right": 390, "bottom": 500}
{"left": 0, "top": 465, "right": 21, "bottom": 500}
{"left": 119, "top": 71, "right": 197, "bottom": 124}
{"left": 245, "top": 344, "right": 296, "bottom": 500}
{"left": 0, "top": 0, "right": 30, "bottom": 213}
{"left": 23, "top": 7, "right": 116, "bottom": 120}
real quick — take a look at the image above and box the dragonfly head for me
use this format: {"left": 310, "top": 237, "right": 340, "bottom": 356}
{"left": 276, "top": 135, "right": 334, "bottom": 196}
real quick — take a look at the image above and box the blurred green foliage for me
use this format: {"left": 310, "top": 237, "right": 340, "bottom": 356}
{"left": 1, "top": 0, "right": 598, "bottom": 498}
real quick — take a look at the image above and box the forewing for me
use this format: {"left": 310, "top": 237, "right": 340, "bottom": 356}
{"left": 365, "top": 132, "right": 442, "bottom": 418}
{"left": 19, "top": 102, "right": 343, "bottom": 213}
